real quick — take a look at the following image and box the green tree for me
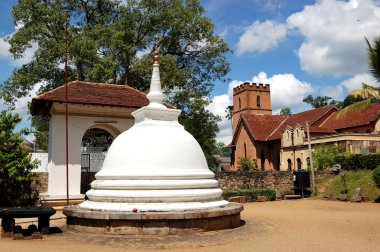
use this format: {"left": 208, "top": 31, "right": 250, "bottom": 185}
{"left": 336, "top": 95, "right": 365, "bottom": 109}
{"left": 1, "top": 0, "right": 230, "bottom": 167}
{"left": 213, "top": 142, "right": 231, "bottom": 157}
{"left": 280, "top": 107, "right": 292, "bottom": 115}
{"left": 0, "top": 111, "right": 39, "bottom": 207}
{"left": 237, "top": 157, "right": 258, "bottom": 171}
{"left": 313, "top": 144, "right": 347, "bottom": 170}
{"left": 180, "top": 98, "right": 221, "bottom": 171}
{"left": 303, "top": 95, "right": 337, "bottom": 108}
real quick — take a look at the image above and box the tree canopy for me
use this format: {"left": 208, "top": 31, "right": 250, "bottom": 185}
{"left": 279, "top": 107, "right": 292, "bottom": 115}
{"left": 0, "top": 111, "right": 39, "bottom": 207}
{"left": 1, "top": 0, "right": 230, "bottom": 165}
{"left": 303, "top": 95, "right": 337, "bottom": 108}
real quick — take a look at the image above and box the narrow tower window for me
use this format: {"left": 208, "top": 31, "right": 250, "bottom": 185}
{"left": 239, "top": 97, "right": 241, "bottom": 109}
{"left": 244, "top": 143, "right": 247, "bottom": 158}
{"left": 256, "top": 95, "right": 260, "bottom": 107}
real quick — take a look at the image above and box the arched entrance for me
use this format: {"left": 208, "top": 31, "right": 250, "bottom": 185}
{"left": 287, "top": 158, "right": 292, "bottom": 171}
{"left": 80, "top": 127, "right": 117, "bottom": 194}
{"left": 296, "top": 158, "right": 302, "bottom": 170}
{"left": 82, "top": 128, "right": 114, "bottom": 152}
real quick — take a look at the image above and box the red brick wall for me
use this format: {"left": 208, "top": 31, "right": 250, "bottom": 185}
{"left": 233, "top": 83, "right": 272, "bottom": 131}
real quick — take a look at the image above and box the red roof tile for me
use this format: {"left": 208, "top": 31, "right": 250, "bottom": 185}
{"left": 267, "top": 106, "right": 337, "bottom": 140}
{"left": 31, "top": 80, "right": 173, "bottom": 115}
{"left": 321, "top": 102, "right": 380, "bottom": 130}
{"left": 242, "top": 114, "right": 287, "bottom": 141}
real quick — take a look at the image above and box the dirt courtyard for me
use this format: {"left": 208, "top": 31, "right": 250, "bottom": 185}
{"left": 1, "top": 199, "right": 379, "bottom": 252}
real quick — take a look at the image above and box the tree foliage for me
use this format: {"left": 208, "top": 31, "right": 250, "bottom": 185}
{"left": 279, "top": 107, "right": 292, "bottom": 115}
{"left": 366, "top": 36, "right": 380, "bottom": 83}
{"left": 0, "top": 111, "right": 39, "bottom": 207}
{"left": 1, "top": 0, "right": 230, "bottom": 166}
{"left": 179, "top": 98, "right": 221, "bottom": 171}
{"left": 237, "top": 157, "right": 258, "bottom": 171}
{"left": 312, "top": 144, "right": 347, "bottom": 170}
{"left": 303, "top": 95, "right": 337, "bottom": 108}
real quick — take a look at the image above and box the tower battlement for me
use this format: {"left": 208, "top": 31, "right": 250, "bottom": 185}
{"left": 233, "top": 82, "right": 270, "bottom": 94}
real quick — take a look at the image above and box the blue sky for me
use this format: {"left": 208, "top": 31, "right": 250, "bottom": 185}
{"left": 1, "top": 0, "right": 380, "bottom": 144}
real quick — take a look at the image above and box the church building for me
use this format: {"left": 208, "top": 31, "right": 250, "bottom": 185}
{"left": 229, "top": 82, "right": 380, "bottom": 171}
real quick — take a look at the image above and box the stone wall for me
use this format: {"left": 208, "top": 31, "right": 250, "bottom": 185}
{"left": 215, "top": 170, "right": 332, "bottom": 196}
{"left": 34, "top": 172, "right": 48, "bottom": 194}
{"left": 215, "top": 171, "right": 294, "bottom": 196}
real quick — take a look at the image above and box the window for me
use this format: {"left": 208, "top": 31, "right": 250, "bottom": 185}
{"left": 287, "top": 159, "right": 292, "bottom": 171}
{"left": 239, "top": 97, "right": 241, "bottom": 109}
{"left": 287, "top": 132, "right": 290, "bottom": 140}
{"left": 244, "top": 143, "right": 247, "bottom": 158}
{"left": 297, "top": 158, "right": 302, "bottom": 170}
{"left": 256, "top": 95, "right": 260, "bottom": 107}
{"left": 261, "top": 151, "right": 265, "bottom": 171}
{"left": 296, "top": 130, "right": 299, "bottom": 137}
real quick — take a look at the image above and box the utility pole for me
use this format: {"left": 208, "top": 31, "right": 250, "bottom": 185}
{"left": 306, "top": 121, "right": 316, "bottom": 196}
{"left": 65, "top": 20, "right": 70, "bottom": 206}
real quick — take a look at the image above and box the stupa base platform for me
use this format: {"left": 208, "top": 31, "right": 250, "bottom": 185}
{"left": 63, "top": 203, "right": 243, "bottom": 235}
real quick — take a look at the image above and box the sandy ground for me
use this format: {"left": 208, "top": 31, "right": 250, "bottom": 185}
{"left": 1, "top": 199, "right": 379, "bottom": 252}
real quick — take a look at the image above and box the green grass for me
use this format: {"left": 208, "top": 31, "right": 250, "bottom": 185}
{"left": 317, "top": 170, "right": 380, "bottom": 202}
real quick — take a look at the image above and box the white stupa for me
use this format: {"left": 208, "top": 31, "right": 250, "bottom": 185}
{"left": 78, "top": 44, "right": 228, "bottom": 212}
{"left": 64, "top": 44, "right": 242, "bottom": 235}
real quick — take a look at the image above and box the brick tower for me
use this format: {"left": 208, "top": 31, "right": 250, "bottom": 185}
{"left": 232, "top": 82, "right": 272, "bottom": 131}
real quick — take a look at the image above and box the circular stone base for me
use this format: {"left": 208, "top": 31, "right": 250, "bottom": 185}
{"left": 63, "top": 203, "right": 243, "bottom": 235}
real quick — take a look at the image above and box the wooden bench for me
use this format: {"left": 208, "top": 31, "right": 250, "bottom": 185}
{"left": 0, "top": 206, "right": 56, "bottom": 236}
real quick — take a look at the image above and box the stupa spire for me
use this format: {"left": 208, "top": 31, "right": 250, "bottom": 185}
{"left": 147, "top": 37, "right": 165, "bottom": 108}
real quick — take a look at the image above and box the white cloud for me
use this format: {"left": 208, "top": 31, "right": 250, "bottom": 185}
{"left": 340, "top": 73, "right": 377, "bottom": 91}
{"left": 287, "top": 0, "right": 380, "bottom": 76}
{"left": 0, "top": 31, "right": 37, "bottom": 66}
{"left": 208, "top": 72, "right": 313, "bottom": 144}
{"left": 236, "top": 20, "right": 287, "bottom": 55}
{"left": 321, "top": 72, "right": 378, "bottom": 100}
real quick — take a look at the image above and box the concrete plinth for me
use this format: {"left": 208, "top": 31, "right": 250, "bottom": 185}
{"left": 63, "top": 203, "right": 243, "bottom": 235}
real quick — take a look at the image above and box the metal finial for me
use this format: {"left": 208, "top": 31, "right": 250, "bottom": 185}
{"left": 153, "top": 37, "right": 160, "bottom": 64}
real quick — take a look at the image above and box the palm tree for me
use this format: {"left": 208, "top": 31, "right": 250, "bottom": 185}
{"left": 336, "top": 37, "right": 380, "bottom": 117}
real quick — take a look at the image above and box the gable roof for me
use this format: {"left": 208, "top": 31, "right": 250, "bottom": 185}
{"left": 231, "top": 114, "right": 287, "bottom": 143}
{"left": 321, "top": 102, "right": 380, "bottom": 130}
{"left": 231, "top": 105, "right": 340, "bottom": 144}
{"left": 267, "top": 105, "right": 338, "bottom": 140}
{"left": 30, "top": 80, "right": 172, "bottom": 115}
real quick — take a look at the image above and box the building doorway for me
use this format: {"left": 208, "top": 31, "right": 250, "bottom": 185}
{"left": 297, "top": 158, "right": 302, "bottom": 170}
{"left": 287, "top": 158, "right": 292, "bottom": 171}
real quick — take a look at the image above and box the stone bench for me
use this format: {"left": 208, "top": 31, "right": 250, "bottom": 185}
{"left": 0, "top": 206, "right": 56, "bottom": 236}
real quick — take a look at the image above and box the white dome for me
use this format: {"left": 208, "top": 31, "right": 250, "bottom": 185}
{"left": 96, "top": 108, "right": 214, "bottom": 180}
{"left": 79, "top": 63, "right": 228, "bottom": 212}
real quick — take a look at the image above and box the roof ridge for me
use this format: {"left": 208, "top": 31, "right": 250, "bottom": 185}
{"left": 266, "top": 116, "right": 289, "bottom": 141}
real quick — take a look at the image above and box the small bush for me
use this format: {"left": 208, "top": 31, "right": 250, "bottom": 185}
{"left": 237, "top": 158, "right": 258, "bottom": 171}
{"left": 223, "top": 188, "right": 276, "bottom": 201}
{"left": 373, "top": 166, "right": 380, "bottom": 187}
{"left": 335, "top": 154, "right": 380, "bottom": 171}
{"left": 313, "top": 144, "right": 347, "bottom": 170}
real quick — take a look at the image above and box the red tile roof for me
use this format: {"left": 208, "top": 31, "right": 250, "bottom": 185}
{"left": 232, "top": 106, "right": 339, "bottom": 143}
{"left": 232, "top": 103, "right": 380, "bottom": 145}
{"left": 267, "top": 106, "right": 338, "bottom": 140}
{"left": 30, "top": 80, "right": 172, "bottom": 115}
{"left": 321, "top": 102, "right": 380, "bottom": 130}
{"left": 242, "top": 114, "right": 287, "bottom": 141}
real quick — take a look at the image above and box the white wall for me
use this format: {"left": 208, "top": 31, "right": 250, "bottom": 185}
{"left": 45, "top": 114, "right": 134, "bottom": 199}
{"left": 32, "top": 152, "right": 106, "bottom": 174}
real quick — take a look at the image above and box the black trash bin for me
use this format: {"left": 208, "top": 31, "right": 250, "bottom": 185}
{"left": 293, "top": 170, "right": 311, "bottom": 197}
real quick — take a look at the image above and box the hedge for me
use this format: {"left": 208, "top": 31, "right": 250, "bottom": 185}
{"left": 373, "top": 166, "right": 380, "bottom": 187}
{"left": 334, "top": 153, "right": 380, "bottom": 170}
{"left": 223, "top": 188, "right": 276, "bottom": 201}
